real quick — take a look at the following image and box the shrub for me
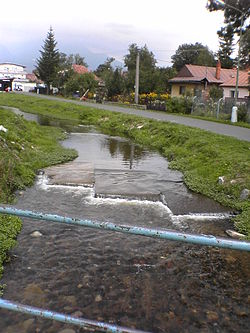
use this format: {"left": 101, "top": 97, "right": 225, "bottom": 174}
{"left": 166, "top": 97, "right": 192, "bottom": 114}
{"left": 209, "top": 86, "right": 223, "bottom": 101}
{"left": 237, "top": 104, "right": 248, "bottom": 122}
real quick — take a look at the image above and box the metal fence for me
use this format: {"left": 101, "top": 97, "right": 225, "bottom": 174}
{"left": 191, "top": 97, "right": 250, "bottom": 122}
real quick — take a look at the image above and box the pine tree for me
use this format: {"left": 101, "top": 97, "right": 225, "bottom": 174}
{"left": 36, "top": 27, "right": 59, "bottom": 94}
{"left": 239, "top": 28, "right": 250, "bottom": 68}
{"left": 207, "top": 1, "right": 250, "bottom": 68}
{"left": 217, "top": 25, "right": 234, "bottom": 69}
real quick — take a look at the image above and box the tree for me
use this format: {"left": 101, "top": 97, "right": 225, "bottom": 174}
{"left": 153, "top": 67, "right": 177, "bottom": 93}
{"left": 94, "top": 58, "right": 125, "bottom": 99}
{"left": 68, "top": 53, "right": 88, "bottom": 67}
{"left": 207, "top": 1, "right": 250, "bottom": 68}
{"left": 94, "top": 57, "right": 115, "bottom": 78}
{"left": 209, "top": 85, "right": 224, "bottom": 101}
{"left": 171, "top": 43, "right": 216, "bottom": 71}
{"left": 106, "top": 68, "right": 125, "bottom": 98}
{"left": 239, "top": 27, "right": 250, "bottom": 68}
{"left": 124, "top": 43, "right": 157, "bottom": 94}
{"left": 56, "top": 52, "right": 90, "bottom": 92}
{"left": 56, "top": 52, "right": 74, "bottom": 91}
{"left": 64, "top": 73, "right": 97, "bottom": 96}
{"left": 217, "top": 25, "right": 235, "bottom": 68}
{"left": 207, "top": 1, "right": 250, "bottom": 33}
{"left": 36, "top": 27, "right": 60, "bottom": 94}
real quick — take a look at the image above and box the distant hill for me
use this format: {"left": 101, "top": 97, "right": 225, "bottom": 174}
{"left": 0, "top": 42, "right": 123, "bottom": 72}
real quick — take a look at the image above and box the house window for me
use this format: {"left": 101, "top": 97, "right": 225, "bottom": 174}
{"left": 194, "top": 88, "right": 202, "bottom": 98}
{"left": 230, "top": 90, "right": 239, "bottom": 98}
{"left": 179, "top": 86, "right": 186, "bottom": 95}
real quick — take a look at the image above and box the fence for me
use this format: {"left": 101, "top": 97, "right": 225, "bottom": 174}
{"left": 191, "top": 97, "right": 249, "bottom": 122}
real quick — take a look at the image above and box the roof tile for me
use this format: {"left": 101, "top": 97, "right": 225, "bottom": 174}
{"left": 170, "top": 64, "right": 249, "bottom": 87}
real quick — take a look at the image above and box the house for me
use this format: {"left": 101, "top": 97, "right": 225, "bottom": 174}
{"left": 25, "top": 73, "right": 44, "bottom": 92}
{"left": 72, "top": 64, "right": 89, "bottom": 75}
{"left": 169, "top": 61, "right": 249, "bottom": 101}
{"left": 72, "top": 64, "right": 100, "bottom": 82}
{"left": 0, "top": 62, "right": 28, "bottom": 91}
{"left": 0, "top": 62, "right": 43, "bottom": 92}
{"left": 0, "top": 76, "right": 14, "bottom": 92}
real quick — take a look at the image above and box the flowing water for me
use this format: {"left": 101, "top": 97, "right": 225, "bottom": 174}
{"left": 0, "top": 108, "right": 249, "bottom": 333}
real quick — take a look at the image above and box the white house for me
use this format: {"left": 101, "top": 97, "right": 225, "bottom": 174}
{"left": 0, "top": 62, "right": 42, "bottom": 92}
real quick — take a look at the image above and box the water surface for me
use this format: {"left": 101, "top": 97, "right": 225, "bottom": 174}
{"left": 0, "top": 108, "right": 249, "bottom": 333}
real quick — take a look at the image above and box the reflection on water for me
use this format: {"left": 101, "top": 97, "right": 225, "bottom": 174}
{"left": 0, "top": 107, "right": 249, "bottom": 333}
{"left": 103, "top": 138, "right": 147, "bottom": 169}
{"left": 2, "top": 105, "right": 78, "bottom": 132}
{"left": 62, "top": 132, "right": 231, "bottom": 215}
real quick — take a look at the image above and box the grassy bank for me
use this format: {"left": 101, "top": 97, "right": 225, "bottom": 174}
{"left": 0, "top": 93, "right": 250, "bottom": 239}
{"left": 0, "top": 106, "right": 77, "bottom": 280}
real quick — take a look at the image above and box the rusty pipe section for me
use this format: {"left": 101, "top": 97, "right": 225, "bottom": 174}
{"left": 0, "top": 299, "right": 149, "bottom": 333}
{"left": 0, "top": 206, "right": 249, "bottom": 251}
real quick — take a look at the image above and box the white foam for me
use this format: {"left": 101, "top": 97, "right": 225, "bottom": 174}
{"left": 36, "top": 175, "right": 232, "bottom": 223}
{"left": 171, "top": 213, "right": 233, "bottom": 227}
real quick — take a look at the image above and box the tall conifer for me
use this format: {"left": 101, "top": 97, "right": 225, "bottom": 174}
{"left": 36, "top": 27, "right": 59, "bottom": 94}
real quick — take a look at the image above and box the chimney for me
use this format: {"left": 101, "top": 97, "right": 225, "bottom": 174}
{"left": 216, "top": 59, "right": 221, "bottom": 80}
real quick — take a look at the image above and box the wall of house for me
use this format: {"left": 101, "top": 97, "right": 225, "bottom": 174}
{"left": 171, "top": 83, "right": 204, "bottom": 97}
{"left": 0, "top": 63, "right": 27, "bottom": 80}
{"left": 222, "top": 87, "right": 248, "bottom": 99}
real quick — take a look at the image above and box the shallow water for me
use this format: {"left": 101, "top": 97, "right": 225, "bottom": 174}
{"left": 0, "top": 109, "right": 249, "bottom": 333}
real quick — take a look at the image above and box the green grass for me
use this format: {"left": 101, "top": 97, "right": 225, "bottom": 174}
{"left": 0, "top": 93, "right": 250, "bottom": 239}
{"left": 0, "top": 215, "right": 22, "bottom": 286}
{"left": 0, "top": 105, "right": 78, "bottom": 280}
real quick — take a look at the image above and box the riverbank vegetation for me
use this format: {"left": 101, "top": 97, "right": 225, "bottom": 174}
{"left": 0, "top": 106, "right": 77, "bottom": 279}
{"left": 0, "top": 93, "right": 249, "bottom": 239}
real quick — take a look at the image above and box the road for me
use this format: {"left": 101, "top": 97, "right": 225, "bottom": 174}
{"left": 21, "top": 93, "right": 250, "bottom": 142}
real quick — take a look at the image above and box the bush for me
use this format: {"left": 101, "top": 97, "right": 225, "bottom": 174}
{"left": 166, "top": 97, "right": 192, "bottom": 114}
{"left": 237, "top": 104, "right": 248, "bottom": 122}
{"left": 209, "top": 86, "right": 223, "bottom": 101}
{"left": 64, "top": 73, "right": 97, "bottom": 97}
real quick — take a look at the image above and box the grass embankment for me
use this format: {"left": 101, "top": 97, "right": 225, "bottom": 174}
{"left": 1, "top": 93, "right": 250, "bottom": 238}
{"left": 0, "top": 105, "right": 77, "bottom": 280}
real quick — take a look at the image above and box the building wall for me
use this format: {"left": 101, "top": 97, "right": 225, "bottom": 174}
{"left": 171, "top": 83, "right": 204, "bottom": 97}
{"left": 12, "top": 81, "right": 37, "bottom": 92}
{"left": 171, "top": 83, "right": 249, "bottom": 101}
{"left": 222, "top": 87, "right": 248, "bottom": 99}
{"left": 0, "top": 63, "right": 27, "bottom": 80}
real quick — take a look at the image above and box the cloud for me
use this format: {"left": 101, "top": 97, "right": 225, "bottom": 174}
{"left": 105, "top": 23, "right": 135, "bottom": 36}
{"left": 0, "top": 0, "right": 225, "bottom": 69}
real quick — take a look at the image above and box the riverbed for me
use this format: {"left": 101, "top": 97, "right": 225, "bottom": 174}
{"left": 0, "top": 108, "right": 249, "bottom": 333}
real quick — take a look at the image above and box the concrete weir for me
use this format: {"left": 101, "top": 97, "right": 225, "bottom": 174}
{"left": 44, "top": 162, "right": 95, "bottom": 187}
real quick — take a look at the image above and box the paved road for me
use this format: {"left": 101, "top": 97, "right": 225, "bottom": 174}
{"left": 21, "top": 93, "right": 250, "bottom": 142}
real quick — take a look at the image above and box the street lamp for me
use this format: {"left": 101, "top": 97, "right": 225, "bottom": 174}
{"left": 213, "top": 0, "right": 246, "bottom": 122}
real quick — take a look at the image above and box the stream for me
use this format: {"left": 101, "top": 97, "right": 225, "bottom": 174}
{"left": 0, "top": 107, "right": 249, "bottom": 333}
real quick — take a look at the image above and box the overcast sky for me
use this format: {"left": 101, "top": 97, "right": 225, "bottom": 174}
{"left": 0, "top": 0, "right": 225, "bottom": 69}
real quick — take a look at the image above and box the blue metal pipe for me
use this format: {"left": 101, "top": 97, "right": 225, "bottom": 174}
{"left": 0, "top": 206, "right": 249, "bottom": 251}
{"left": 0, "top": 299, "right": 149, "bottom": 333}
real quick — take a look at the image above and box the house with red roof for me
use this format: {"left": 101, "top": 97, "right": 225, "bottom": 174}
{"left": 72, "top": 64, "right": 101, "bottom": 82}
{"left": 169, "top": 61, "right": 249, "bottom": 101}
{"left": 72, "top": 64, "right": 89, "bottom": 75}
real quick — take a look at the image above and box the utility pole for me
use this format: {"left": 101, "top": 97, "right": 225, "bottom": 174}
{"left": 135, "top": 52, "right": 140, "bottom": 104}
{"left": 234, "top": 14, "right": 243, "bottom": 107}
{"left": 231, "top": 14, "right": 243, "bottom": 123}
{"left": 214, "top": 0, "right": 246, "bottom": 123}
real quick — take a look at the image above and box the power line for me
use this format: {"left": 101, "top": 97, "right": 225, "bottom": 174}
{"left": 155, "top": 59, "right": 172, "bottom": 63}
